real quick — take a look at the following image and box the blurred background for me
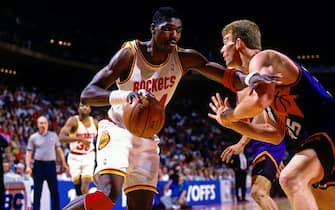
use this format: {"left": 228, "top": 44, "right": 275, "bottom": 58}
{"left": 1, "top": 0, "right": 334, "bottom": 209}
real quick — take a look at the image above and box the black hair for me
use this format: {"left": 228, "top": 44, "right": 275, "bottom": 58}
{"left": 152, "top": 6, "right": 180, "bottom": 26}
{"left": 170, "top": 173, "right": 179, "bottom": 183}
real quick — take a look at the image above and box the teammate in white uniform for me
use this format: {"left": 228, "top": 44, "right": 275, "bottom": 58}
{"left": 63, "top": 7, "right": 279, "bottom": 210}
{"left": 59, "top": 103, "right": 98, "bottom": 195}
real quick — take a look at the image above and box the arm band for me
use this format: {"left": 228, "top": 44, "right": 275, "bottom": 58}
{"left": 109, "top": 90, "right": 132, "bottom": 105}
{"left": 244, "top": 72, "right": 259, "bottom": 86}
{"left": 222, "top": 68, "right": 238, "bottom": 93}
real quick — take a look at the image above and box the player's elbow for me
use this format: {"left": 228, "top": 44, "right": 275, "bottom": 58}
{"left": 248, "top": 92, "right": 272, "bottom": 112}
{"left": 255, "top": 95, "right": 273, "bottom": 109}
{"left": 58, "top": 135, "right": 66, "bottom": 143}
{"left": 259, "top": 126, "right": 285, "bottom": 145}
{"left": 80, "top": 89, "right": 89, "bottom": 105}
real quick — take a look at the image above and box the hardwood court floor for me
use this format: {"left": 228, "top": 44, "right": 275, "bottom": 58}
{"left": 192, "top": 197, "right": 291, "bottom": 210}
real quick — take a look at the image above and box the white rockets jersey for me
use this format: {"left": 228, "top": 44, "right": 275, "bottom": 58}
{"left": 107, "top": 40, "right": 183, "bottom": 125}
{"left": 69, "top": 116, "right": 97, "bottom": 154}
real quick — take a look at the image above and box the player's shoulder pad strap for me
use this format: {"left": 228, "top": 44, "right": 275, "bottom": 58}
{"left": 121, "top": 40, "right": 136, "bottom": 56}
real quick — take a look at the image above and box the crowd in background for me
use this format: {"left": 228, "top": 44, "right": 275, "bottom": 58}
{"left": 0, "top": 81, "right": 241, "bottom": 184}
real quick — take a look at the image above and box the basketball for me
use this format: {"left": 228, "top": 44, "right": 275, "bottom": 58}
{"left": 123, "top": 95, "right": 165, "bottom": 138}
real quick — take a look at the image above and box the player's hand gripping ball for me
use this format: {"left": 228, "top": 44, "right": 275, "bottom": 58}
{"left": 123, "top": 94, "right": 165, "bottom": 138}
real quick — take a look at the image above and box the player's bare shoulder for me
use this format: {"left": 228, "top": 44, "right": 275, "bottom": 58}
{"left": 108, "top": 41, "right": 136, "bottom": 82}
{"left": 59, "top": 116, "right": 79, "bottom": 135}
{"left": 254, "top": 49, "right": 292, "bottom": 64}
{"left": 69, "top": 116, "right": 80, "bottom": 129}
{"left": 66, "top": 115, "right": 79, "bottom": 125}
{"left": 251, "top": 49, "right": 299, "bottom": 85}
{"left": 111, "top": 42, "right": 135, "bottom": 66}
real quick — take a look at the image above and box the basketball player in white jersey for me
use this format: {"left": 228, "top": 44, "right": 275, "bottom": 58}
{"left": 62, "top": 7, "right": 279, "bottom": 210}
{"left": 59, "top": 103, "right": 98, "bottom": 196}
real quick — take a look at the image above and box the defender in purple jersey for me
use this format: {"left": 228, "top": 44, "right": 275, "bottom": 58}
{"left": 210, "top": 19, "right": 335, "bottom": 209}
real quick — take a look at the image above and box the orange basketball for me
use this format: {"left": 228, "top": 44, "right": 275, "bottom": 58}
{"left": 123, "top": 95, "right": 165, "bottom": 138}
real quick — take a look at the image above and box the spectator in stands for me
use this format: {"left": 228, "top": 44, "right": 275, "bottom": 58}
{"left": 25, "top": 115, "right": 68, "bottom": 210}
{"left": 2, "top": 160, "right": 11, "bottom": 174}
{"left": 159, "top": 165, "right": 170, "bottom": 181}
{"left": 3, "top": 162, "right": 26, "bottom": 183}
{"left": 160, "top": 171, "right": 188, "bottom": 210}
{"left": 0, "top": 131, "right": 10, "bottom": 210}
{"left": 14, "top": 162, "right": 25, "bottom": 176}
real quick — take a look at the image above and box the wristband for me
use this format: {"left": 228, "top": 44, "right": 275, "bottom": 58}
{"left": 109, "top": 90, "right": 131, "bottom": 105}
{"left": 244, "top": 72, "right": 258, "bottom": 86}
{"left": 222, "top": 68, "right": 238, "bottom": 93}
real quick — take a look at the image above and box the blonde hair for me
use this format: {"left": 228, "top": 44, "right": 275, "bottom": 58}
{"left": 222, "top": 19, "right": 262, "bottom": 50}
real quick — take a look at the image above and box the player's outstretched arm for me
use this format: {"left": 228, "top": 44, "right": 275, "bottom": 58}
{"left": 178, "top": 49, "right": 281, "bottom": 93}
